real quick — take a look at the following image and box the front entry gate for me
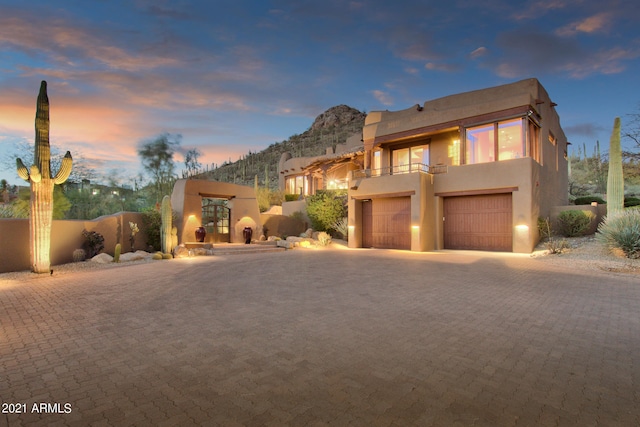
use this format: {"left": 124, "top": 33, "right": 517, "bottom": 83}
{"left": 202, "top": 198, "right": 230, "bottom": 243}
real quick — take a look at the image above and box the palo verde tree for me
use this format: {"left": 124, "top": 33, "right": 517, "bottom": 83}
{"left": 137, "top": 133, "right": 181, "bottom": 204}
{"left": 16, "top": 81, "right": 73, "bottom": 273}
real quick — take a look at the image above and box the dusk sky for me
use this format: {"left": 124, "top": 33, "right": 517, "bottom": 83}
{"left": 1, "top": 0, "right": 639, "bottom": 187}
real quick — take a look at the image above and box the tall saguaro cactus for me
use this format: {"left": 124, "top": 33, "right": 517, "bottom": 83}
{"left": 16, "top": 81, "right": 73, "bottom": 273}
{"left": 606, "top": 117, "right": 624, "bottom": 217}
{"left": 160, "top": 195, "right": 173, "bottom": 254}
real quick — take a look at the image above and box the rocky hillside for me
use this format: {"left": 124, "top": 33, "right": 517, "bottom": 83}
{"left": 197, "top": 105, "right": 366, "bottom": 189}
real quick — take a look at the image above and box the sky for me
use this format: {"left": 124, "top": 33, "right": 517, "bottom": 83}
{"left": 1, "top": 0, "right": 639, "bottom": 187}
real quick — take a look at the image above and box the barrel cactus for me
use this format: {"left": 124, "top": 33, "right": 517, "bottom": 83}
{"left": 606, "top": 117, "right": 624, "bottom": 217}
{"left": 16, "top": 81, "right": 73, "bottom": 273}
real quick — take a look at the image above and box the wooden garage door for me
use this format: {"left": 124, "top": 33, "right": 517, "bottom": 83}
{"left": 444, "top": 194, "right": 512, "bottom": 252}
{"left": 362, "top": 197, "right": 411, "bottom": 250}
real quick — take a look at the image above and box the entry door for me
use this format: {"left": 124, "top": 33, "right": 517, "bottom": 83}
{"left": 202, "top": 199, "right": 231, "bottom": 243}
{"left": 444, "top": 194, "right": 512, "bottom": 251}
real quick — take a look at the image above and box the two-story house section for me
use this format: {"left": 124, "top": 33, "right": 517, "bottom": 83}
{"left": 348, "top": 78, "right": 569, "bottom": 253}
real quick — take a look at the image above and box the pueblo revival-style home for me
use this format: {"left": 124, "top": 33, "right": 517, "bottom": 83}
{"left": 279, "top": 78, "right": 568, "bottom": 253}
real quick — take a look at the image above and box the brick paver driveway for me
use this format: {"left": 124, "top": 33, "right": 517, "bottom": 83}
{"left": 1, "top": 248, "right": 639, "bottom": 426}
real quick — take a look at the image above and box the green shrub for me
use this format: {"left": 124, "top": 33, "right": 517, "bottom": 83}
{"left": 596, "top": 209, "right": 640, "bottom": 259}
{"left": 624, "top": 197, "right": 640, "bottom": 208}
{"left": 289, "top": 211, "right": 304, "bottom": 222}
{"left": 284, "top": 194, "right": 300, "bottom": 202}
{"left": 573, "top": 196, "right": 606, "bottom": 205}
{"left": 556, "top": 210, "right": 595, "bottom": 237}
{"left": 537, "top": 217, "right": 552, "bottom": 241}
{"left": 141, "top": 208, "right": 161, "bottom": 251}
{"left": 305, "top": 190, "right": 347, "bottom": 232}
{"left": 82, "top": 230, "right": 105, "bottom": 258}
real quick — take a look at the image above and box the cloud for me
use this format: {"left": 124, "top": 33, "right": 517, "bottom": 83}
{"left": 424, "top": 62, "right": 460, "bottom": 72}
{"left": 564, "top": 122, "right": 604, "bottom": 138}
{"left": 491, "top": 28, "right": 639, "bottom": 79}
{"left": 470, "top": 47, "right": 488, "bottom": 59}
{"left": 556, "top": 12, "right": 613, "bottom": 36}
{"left": 372, "top": 90, "right": 393, "bottom": 106}
{"left": 512, "top": 0, "right": 572, "bottom": 20}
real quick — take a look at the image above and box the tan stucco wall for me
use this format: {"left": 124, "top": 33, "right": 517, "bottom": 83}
{"left": 433, "top": 159, "right": 537, "bottom": 253}
{"left": 0, "top": 212, "right": 147, "bottom": 273}
{"left": 363, "top": 79, "right": 541, "bottom": 142}
{"left": 348, "top": 157, "right": 560, "bottom": 253}
{"left": 171, "top": 179, "right": 262, "bottom": 245}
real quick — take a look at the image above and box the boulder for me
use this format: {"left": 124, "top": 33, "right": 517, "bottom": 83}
{"left": 91, "top": 253, "right": 113, "bottom": 264}
{"left": 120, "top": 251, "right": 149, "bottom": 262}
{"left": 173, "top": 244, "right": 190, "bottom": 258}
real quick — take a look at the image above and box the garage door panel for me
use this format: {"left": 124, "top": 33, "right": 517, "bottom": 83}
{"left": 363, "top": 197, "right": 411, "bottom": 250}
{"left": 444, "top": 194, "right": 512, "bottom": 252}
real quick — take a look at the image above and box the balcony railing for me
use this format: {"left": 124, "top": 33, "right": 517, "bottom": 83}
{"left": 352, "top": 163, "right": 448, "bottom": 179}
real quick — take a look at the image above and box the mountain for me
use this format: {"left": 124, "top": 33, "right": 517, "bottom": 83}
{"left": 196, "top": 105, "right": 366, "bottom": 189}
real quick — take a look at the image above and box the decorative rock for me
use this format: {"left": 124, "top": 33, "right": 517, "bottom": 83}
{"left": 305, "top": 228, "right": 313, "bottom": 237}
{"left": 120, "top": 251, "right": 149, "bottom": 262}
{"left": 91, "top": 253, "right": 113, "bottom": 264}
{"left": 276, "top": 240, "right": 295, "bottom": 249}
{"left": 173, "top": 244, "right": 189, "bottom": 258}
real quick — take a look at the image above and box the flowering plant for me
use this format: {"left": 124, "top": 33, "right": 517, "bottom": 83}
{"left": 129, "top": 221, "right": 139, "bottom": 249}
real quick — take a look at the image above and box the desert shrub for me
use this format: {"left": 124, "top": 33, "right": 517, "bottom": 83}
{"left": 332, "top": 217, "right": 349, "bottom": 240}
{"left": 82, "top": 230, "right": 104, "bottom": 258}
{"left": 305, "top": 190, "right": 346, "bottom": 232}
{"left": 538, "top": 217, "right": 569, "bottom": 254}
{"left": 537, "top": 217, "right": 552, "bottom": 241}
{"left": 624, "top": 197, "right": 640, "bottom": 208}
{"left": 256, "top": 187, "right": 271, "bottom": 212}
{"left": 573, "top": 196, "right": 606, "bottom": 205}
{"left": 289, "top": 211, "right": 304, "bottom": 222}
{"left": 284, "top": 194, "right": 300, "bottom": 202}
{"left": 596, "top": 209, "right": 640, "bottom": 259}
{"left": 317, "top": 231, "right": 332, "bottom": 246}
{"left": 141, "top": 207, "right": 161, "bottom": 251}
{"left": 269, "top": 189, "right": 284, "bottom": 206}
{"left": 556, "top": 210, "right": 595, "bottom": 237}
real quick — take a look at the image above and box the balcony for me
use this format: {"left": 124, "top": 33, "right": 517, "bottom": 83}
{"left": 351, "top": 163, "right": 448, "bottom": 179}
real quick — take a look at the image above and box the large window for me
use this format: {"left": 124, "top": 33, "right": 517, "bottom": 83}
{"left": 465, "top": 118, "right": 532, "bottom": 164}
{"left": 498, "top": 119, "right": 524, "bottom": 160}
{"left": 392, "top": 144, "right": 429, "bottom": 174}
{"left": 465, "top": 124, "right": 495, "bottom": 164}
{"left": 285, "top": 175, "right": 307, "bottom": 195}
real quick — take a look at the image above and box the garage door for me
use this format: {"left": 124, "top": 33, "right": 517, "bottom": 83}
{"left": 444, "top": 194, "right": 512, "bottom": 252}
{"left": 362, "top": 197, "right": 411, "bottom": 250}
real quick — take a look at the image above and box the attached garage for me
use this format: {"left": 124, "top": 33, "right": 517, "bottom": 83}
{"left": 443, "top": 193, "right": 513, "bottom": 252}
{"left": 362, "top": 197, "right": 411, "bottom": 250}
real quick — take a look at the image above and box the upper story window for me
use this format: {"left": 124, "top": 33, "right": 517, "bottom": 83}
{"left": 285, "top": 175, "right": 307, "bottom": 195}
{"left": 392, "top": 144, "right": 429, "bottom": 174}
{"left": 464, "top": 118, "right": 537, "bottom": 165}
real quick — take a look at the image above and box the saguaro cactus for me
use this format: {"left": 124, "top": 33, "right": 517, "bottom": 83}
{"left": 606, "top": 117, "right": 624, "bottom": 217}
{"left": 16, "top": 81, "right": 73, "bottom": 273}
{"left": 160, "top": 195, "right": 173, "bottom": 254}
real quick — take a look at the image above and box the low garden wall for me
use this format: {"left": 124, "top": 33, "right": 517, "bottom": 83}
{"left": 0, "top": 212, "right": 147, "bottom": 274}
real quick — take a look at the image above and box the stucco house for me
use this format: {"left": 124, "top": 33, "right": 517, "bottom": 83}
{"left": 280, "top": 78, "right": 568, "bottom": 253}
